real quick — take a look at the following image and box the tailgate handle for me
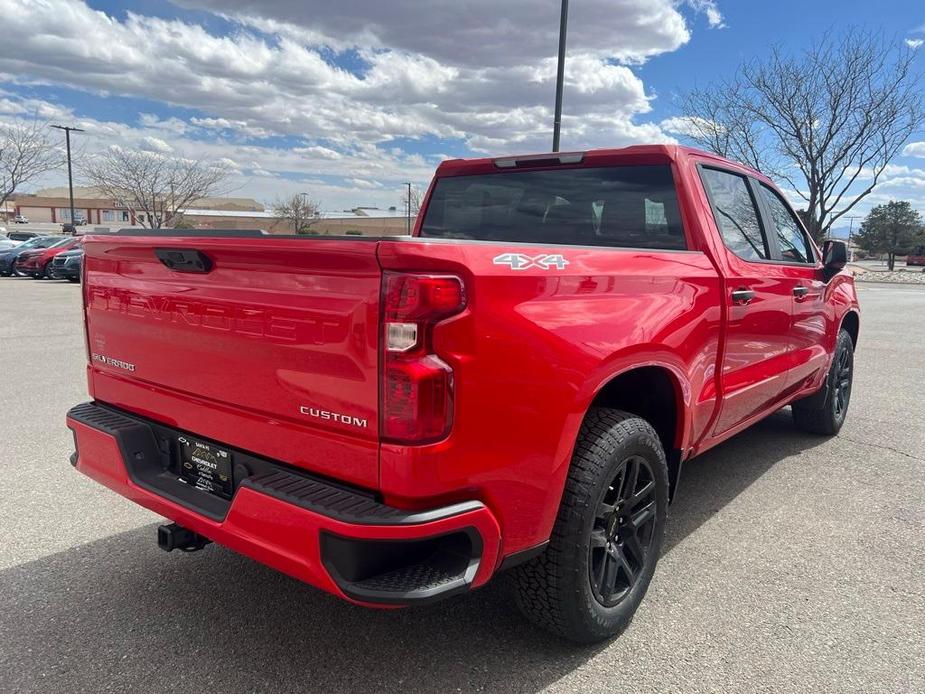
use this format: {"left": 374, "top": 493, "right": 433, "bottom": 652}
{"left": 155, "top": 248, "right": 213, "bottom": 273}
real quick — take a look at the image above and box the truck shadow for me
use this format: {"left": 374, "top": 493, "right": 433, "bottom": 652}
{"left": 0, "top": 410, "right": 826, "bottom": 694}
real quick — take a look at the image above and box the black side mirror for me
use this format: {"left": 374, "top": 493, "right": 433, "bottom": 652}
{"left": 822, "top": 239, "right": 848, "bottom": 280}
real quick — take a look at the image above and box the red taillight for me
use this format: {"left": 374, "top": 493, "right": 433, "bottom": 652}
{"left": 381, "top": 273, "right": 466, "bottom": 444}
{"left": 383, "top": 273, "right": 465, "bottom": 322}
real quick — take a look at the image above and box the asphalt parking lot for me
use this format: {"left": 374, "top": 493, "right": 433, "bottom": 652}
{"left": 1, "top": 277, "right": 922, "bottom": 694}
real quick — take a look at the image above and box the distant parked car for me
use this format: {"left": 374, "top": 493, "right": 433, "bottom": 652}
{"left": 0, "top": 236, "right": 67, "bottom": 277}
{"left": 7, "top": 230, "right": 39, "bottom": 242}
{"left": 61, "top": 223, "right": 77, "bottom": 235}
{"left": 48, "top": 247, "right": 83, "bottom": 282}
{"left": 14, "top": 214, "right": 28, "bottom": 224}
{"left": 908, "top": 245, "right": 925, "bottom": 267}
{"left": 15, "top": 237, "right": 81, "bottom": 279}
{"left": 73, "top": 214, "right": 87, "bottom": 226}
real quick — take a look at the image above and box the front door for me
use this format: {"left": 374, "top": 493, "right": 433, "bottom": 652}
{"left": 753, "top": 182, "right": 829, "bottom": 393}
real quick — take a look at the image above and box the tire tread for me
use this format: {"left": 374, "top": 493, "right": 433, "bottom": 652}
{"left": 512, "top": 408, "right": 666, "bottom": 642}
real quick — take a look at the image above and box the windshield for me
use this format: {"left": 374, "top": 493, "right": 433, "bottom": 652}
{"left": 420, "top": 165, "right": 687, "bottom": 250}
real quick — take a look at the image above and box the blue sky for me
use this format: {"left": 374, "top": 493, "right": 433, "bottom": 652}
{"left": 0, "top": 0, "right": 923, "bottom": 216}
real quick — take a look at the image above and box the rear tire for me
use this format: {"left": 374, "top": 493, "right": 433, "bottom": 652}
{"left": 512, "top": 408, "right": 668, "bottom": 643}
{"left": 792, "top": 329, "right": 854, "bottom": 435}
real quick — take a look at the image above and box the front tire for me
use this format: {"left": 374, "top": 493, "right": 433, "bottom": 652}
{"left": 792, "top": 329, "right": 854, "bottom": 435}
{"left": 512, "top": 408, "right": 668, "bottom": 643}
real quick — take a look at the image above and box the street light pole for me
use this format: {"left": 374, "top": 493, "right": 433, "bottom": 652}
{"left": 552, "top": 0, "right": 569, "bottom": 152}
{"left": 50, "top": 125, "right": 84, "bottom": 229}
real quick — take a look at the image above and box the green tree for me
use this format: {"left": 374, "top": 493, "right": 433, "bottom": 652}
{"left": 854, "top": 201, "right": 925, "bottom": 270}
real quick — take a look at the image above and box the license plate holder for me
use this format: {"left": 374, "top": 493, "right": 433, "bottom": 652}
{"left": 177, "top": 436, "right": 233, "bottom": 499}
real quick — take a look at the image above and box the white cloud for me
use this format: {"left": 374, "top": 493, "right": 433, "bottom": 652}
{"left": 684, "top": 1, "right": 726, "bottom": 29}
{"left": 905, "top": 38, "right": 924, "bottom": 49}
{"left": 215, "top": 157, "right": 242, "bottom": 172}
{"left": 349, "top": 178, "right": 383, "bottom": 190}
{"left": 293, "top": 146, "right": 342, "bottom": 160}
{"left": 0, "top": 92, "right": 441, "bottom": 210}
{"left": 177, "top": 0, "right": 692, "bottom": 66}
{"left": 0, "top": 1, "right": 745, "bottom": 209}
{"left": 902, "top": 142, "right": 925, "bottom": 158}
{"left": 0, "top": 0, "right": 699, "bottom": 153}
{"left": 660, "top": 115, "right": 721, "bottom": 138}
{"left": 190, "top": 117, "right": 271, "bottom": 139}
{"left": 138, "top": 136, "right": 172, "bottom": 153}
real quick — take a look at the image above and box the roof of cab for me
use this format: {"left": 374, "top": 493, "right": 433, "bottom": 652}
{"left": 435, "top": 144, "right": 770, "bottom": 183}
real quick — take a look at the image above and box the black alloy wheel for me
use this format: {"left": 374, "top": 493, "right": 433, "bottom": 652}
{"left": 792, "top": 328, "right": 855, "bottom": 435}
{"left": 589, "top": 454, "right": 657, "bottom": 607}
{"left": 832, "top": 340, "right": 852, "bottom": 422}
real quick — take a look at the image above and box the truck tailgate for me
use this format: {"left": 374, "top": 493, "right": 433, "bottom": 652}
{"left": 82, "top": 234, "right": 382, "bottom": 489}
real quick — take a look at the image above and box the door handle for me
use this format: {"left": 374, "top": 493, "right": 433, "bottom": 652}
{"left": 792, "top": 286, "right": 809, "bottom": 298}
{"left": 731, "top": 288, "right": 755, "bottom": 305}
{"left": 155, "top": 248, "right": 213, "bottom": 273}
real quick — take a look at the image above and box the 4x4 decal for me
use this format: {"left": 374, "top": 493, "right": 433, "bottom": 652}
{"left": 492, "top": 253, "right": 570, "bottom": 271}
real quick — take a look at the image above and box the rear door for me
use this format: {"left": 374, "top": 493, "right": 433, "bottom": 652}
{"left": 83, "top": 234, "right": 382, "bottom": 488}
{"left": 699, "top": 166, "right": 794, "bottom": 435}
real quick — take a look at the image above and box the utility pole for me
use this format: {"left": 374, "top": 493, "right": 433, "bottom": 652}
{"left": 405, "top": 182, "right": 412, "bottom": 234}
{"left": 50, "top": 125, "right": 84, "bottom": 230}
{"left": 551, "top": 0, "right": 569, "bottom": 152}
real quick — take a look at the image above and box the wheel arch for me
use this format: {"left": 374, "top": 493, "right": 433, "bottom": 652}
{"left": 840, "top": 309, "right": 860, "bottom": 348}
{"left": 588, "top": 365, "right": 685, "bottom": 451}
{"left": 581, "top": 362, "right": 689, "bottom": 501}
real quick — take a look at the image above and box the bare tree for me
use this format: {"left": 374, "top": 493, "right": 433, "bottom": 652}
{"left": 273, "top": 193, "right": 322, "bottom": 234}
{"left": 84, "top": 147, "right": 229, "bottom": 228}
{"left": 673, "top": 30, "right": 925, "bottom": 241}
{"left": 0, "top": 120, "right": 61, "bottom": 210}
{"left": 400, "top": 185, "right": 423, "bottom": 217}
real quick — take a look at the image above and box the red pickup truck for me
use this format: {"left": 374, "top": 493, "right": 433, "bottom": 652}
{"left": 66, "top": 145, "right": 858, "bottom": 642}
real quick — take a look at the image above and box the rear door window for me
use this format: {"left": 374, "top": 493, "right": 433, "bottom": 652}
{"left": 700, "top": 168, "right": 769, "bottom": 261}
{"left": 420, "top": 165, "right": 687, "bottom": 249}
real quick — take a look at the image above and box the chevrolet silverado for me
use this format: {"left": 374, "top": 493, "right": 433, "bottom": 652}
{"left": 66, "top": 145, "right": 858, "bottom": 642}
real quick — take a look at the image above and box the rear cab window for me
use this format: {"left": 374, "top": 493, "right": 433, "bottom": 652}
{"left": 420, "top": 165, "right": 687, "bottom": 250}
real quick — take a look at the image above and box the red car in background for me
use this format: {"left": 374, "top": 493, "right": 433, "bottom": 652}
{"left": 15, "top": 237, "right": 82, "bottom": 278}
{"left": 908, "top": 245, "right": 925, "bottom": 267}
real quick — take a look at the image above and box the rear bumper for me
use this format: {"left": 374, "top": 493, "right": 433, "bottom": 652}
{"left": 66, "top": 402, "right": 501, "bottom": 607}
